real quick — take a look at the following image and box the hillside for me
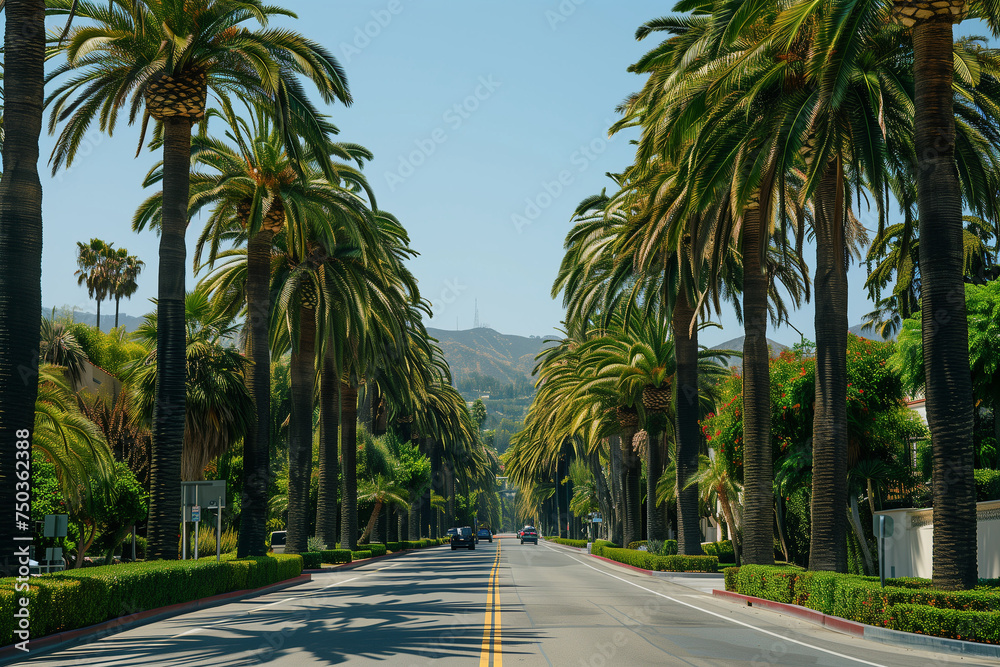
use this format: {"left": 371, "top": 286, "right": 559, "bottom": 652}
{"left": 46, "top": 306, "right": 145, "bottom": 332}
{"left": 426, "top": 327, "right": 552, "bottom": 386}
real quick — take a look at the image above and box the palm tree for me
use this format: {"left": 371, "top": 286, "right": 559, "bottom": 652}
{"left": 680, "top": 449, "right": 743, "bottom": 565}
{"left": 107, "top": 248, "right": 144, "bottom": 329}
{"left": 889, "top": 0, "right": 991, "bottom": 590}
{"left": 75, "top": 239, "right": 114, "bottom": 331}
{"left": 358, "top": 475, "right": 408, "bottom": 544}
{"left": 0, "top": 0, "right": 45, "bottom": 573}
{"left": 128, "top": 289, "right": 254, "bottom": 483}
{"left": 39, "top": 317, "right": 90, "bottom": 388}
{"left": 48, "top": 0, "right": 351, "bottom": 560}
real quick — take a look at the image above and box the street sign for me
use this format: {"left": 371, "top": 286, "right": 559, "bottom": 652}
{"left": 44, "top": 547, "right": 62, "bottom": 562}
{"left": 191, "top": 506, "right": 201, "bottom": 522}
{"left": 43, "top": 514, "right": 68, "bottom": 538}
{"left": 592, "top": 517, "right": 603, "bottom": 523}
{"left": 873, "top": 514, "right": 894, "bottom": 538}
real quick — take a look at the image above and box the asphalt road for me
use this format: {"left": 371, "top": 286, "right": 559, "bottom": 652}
{"left": 15, "top": 537, "right": 999, "bottom": 666}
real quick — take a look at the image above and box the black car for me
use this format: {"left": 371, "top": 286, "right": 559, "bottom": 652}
{"left": 520, "top": 526, "right": 538, "bottom": 545}
{"left": 451, "top": 526, "right": 475, "bottom": 550}
{"left": 477, "top": 528, "right": 493, "bottom": 543}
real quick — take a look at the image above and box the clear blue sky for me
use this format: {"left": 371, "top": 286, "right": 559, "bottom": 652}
{"left": 36, "top": 2, "right": 991, "bottom": 347}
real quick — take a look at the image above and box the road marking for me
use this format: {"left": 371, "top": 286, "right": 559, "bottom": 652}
{"left": 479, "top": 541, "right": 503, "bottom": 666}
{"left": 557, "top": 549, "right": 887, "bottom": 667}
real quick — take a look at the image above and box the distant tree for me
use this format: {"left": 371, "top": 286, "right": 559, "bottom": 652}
{"left": 106, "top": 248, "right": 144, "bottom": 329}
{"left": 471, "top": 399, "right": 487, "bottom": 431}
{"left": 75, "top": 239, "right": 114, "bottom": 331}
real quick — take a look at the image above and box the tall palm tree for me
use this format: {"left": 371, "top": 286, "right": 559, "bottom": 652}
{"left": 48, "top": 0, "right": 351, "bottom": 560}
{"left": 889, "top": 0, "right": 992, "bottom": 589}
{"left": 75, "top": 238, "right": 114, "bottom": 331}
{"left": 107, "top": 248, "right": 145, "bottom": 329}
{"left": 0, "top": 0, "right": 45, "bottom": 573}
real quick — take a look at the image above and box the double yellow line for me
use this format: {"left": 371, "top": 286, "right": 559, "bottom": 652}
{"left": 479, "top": 540, "right": 502, "bottom": 666}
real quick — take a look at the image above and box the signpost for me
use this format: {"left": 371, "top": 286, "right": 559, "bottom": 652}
{"left": 874, "top": 515, "right": 894, "bottom": 587}
{"left": 181, "top": 481, "right": 226, "bottom": 561}
{"left": 42, "top": 515, "right": 68, "bottom": 573}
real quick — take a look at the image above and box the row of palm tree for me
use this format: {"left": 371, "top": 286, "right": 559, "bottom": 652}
{"left": 0, "top": 0, "right": 495, "bottom": 565}
{"left": 74, "top": 239, "right": 145, "bottom": 330}
{"left": 510, "top": 0, "right": 1000, "bottom": 590}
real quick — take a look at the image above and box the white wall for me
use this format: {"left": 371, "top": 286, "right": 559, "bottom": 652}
{"left": 876, "top": 500, "right": 1000, "bottom": 579}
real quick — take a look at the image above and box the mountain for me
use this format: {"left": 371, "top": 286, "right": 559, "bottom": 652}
{"left": 426, "top": 327, "right": 553, "bottom": 386}
{"left": 709, "top": 336, "right": 789, "bottom": 369}
{"left": 46, "top": 306, "right": 145, "bottom": 332}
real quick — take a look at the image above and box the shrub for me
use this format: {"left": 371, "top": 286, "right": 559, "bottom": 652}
{"left": 300, "top": 552, "right": 323, "bottom": 570}
{"left": 321, "top": 550, "right": 352, "bottom": 564}
{"left": 627, "top": 540, "right": 647, "bottom": 550}
{"left": 387, "top": 542, "right": 405, "bottom": 552}
{"left": 593, "top": 540, "right": 619, "bottom": 550}
{"left": 724, "top": 567, "right": 740, "bottom": 592}
{"left": 351, "top": 550, "right": 373, "bottom": 560}
{"left": 733, "top": 565, "right": 802, "bottom": 604}
{"left": 592, "top": 545, "right": 717, "bottom": 572}
{"left": 547, "top": 537, "right": 588, "bottom": 548}
{"left": 120, "top": 535, "right": 147, "bottom": 560}
{"left": 360, "top": 544, "right": 387, "bottom": 558}
{"left": 889, "top": 604, "right": 1000, "bottom": 644}
{"left": 975, "top": 469, "right": 1000, "bottom": 501}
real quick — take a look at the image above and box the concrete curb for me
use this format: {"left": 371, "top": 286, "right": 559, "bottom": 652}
{"left": 711, "top": 589, "right": 1000, "bottom": 660}
{"left": 542, "top": 540, "right": 586, "bottom": 553}
{"left": 0, "top": 574, "right": 312, "bottom": 664}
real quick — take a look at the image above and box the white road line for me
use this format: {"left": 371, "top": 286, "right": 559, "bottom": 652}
{"left": 552, "top": 547, "right": 887, "bottom": 667}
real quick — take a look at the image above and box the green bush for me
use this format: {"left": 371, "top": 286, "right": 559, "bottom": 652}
{"left": 351, "top": 550, "right": 373, "bottom": 560}
{"left": 0, "top": 554, "right": 304, "bottom": 646}
{"left": 627, "top": 540, "right": 647, "bottom": 550}
{"left": 889, "top": 604, "right": 1000, "bottom": 644}
{"left": 321, "top": 549, "right": 352, "bottom": 564}
{"left": 733, "top": 565, "right": 803, "bottom": 604}
{"left": 120, "top": 535, "right": 147, "bottom": 560}
{"left": 547, "top": 537, "right": 588, "bottom": 548}
{"left": 591, "top": 545, "right": 717, "bottom": 572}
{"left": 724, "top": 567, "right": 740, "bottom": 592}
{"left": 387, "top": 542, "right": 405, "bottom": 552}
{"left": 300, "top": 552, "right": 323, "bottom": 570}
{"left": 975, "top": 469, "right": 1000, "bottom": 501}
{"left": 593, "top": 540, "right": 619, "bottom": 549}
{"left": 360, "top": 544, "right": 387, "bottom": 558}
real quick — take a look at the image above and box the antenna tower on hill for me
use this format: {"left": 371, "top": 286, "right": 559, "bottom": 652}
{"left": 474, "top": 299, "right": 480, "bottom": 329}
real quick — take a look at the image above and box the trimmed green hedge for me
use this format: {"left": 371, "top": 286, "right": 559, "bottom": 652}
{"left": 321, "top": 549, "right": 352, "bottom": 564}
{"left": 975, "top": 469, "right": 1000, "bottom": 501}
{"left": 702, "top": 540, "right": 735, "bottom": 562}
{"left": 627, "top": 540, "right": 647, "bottom": 550}
{"left": 547, "top": 537, "right": 588, "bottom": 548}
{"left": 727, "top": 565, "right": 1000, "bottom": 644}
{"left": 592, "top": 544, "right": 718, "bottom": 572}
{"left": 351, "top": 550, "right": 373, "bottom": 560}
{"left": 360, "top": 544, "right": 387, "bottom": 558}
{"left": 0, "top": 554, "right": 303, "bottom": 646}
{"left": 300, "top": 552, "right": 323, "bottom": 570}
{"left": 387, "top": 542, "right": 405, "bottom": 552}
{"left": 593, "top": 540, "right": 620, "bottom": 550}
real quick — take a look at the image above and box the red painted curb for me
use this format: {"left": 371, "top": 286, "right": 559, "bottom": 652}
{"left": 712, "top": 589, "right": 866, "bottom": 637}
{"left": 0, "top": 574, "right": 312, "bottom": 662}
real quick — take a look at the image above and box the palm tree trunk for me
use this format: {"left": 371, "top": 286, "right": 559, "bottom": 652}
{"left": 114, "top": 296, "right": 121, "bottom": 329}
{"left": 339, "top": 381, "right": 359, "bottom": 550}
{"left": 674, "top": 296, "right": 703, "bottom": 556}
{"left": 646, "top": 427, "right": 668, "bottom": 542}
{"left": 95, "top": 298, "right": 102, "bottom": 332}
{"left": 621, "top": 428, "right": 641, "bottom": 547}
{"left": 741, "top": 202, "right": 775, "bottom": 565}
{"left": 912, "top": 16, "right": 978, "bottom": 591}
{"left": 718, "top": 487, "right": 741, "bottom": 566}
{"left": 359, "top": 500, "right": 382, "bottom": 544}
{"left": 237, "top": 228, "right": 275, "bottom": 558}
{"left": 286, "top": 302, "right": 316, "bottom": 554}
{"left": 849, "top": 496, "right": 875, "bottom": 576}
{"left": 316, "top": 350, "right": 339, "bottom": 548}
{"left": 146, "top": 117, "right": 193, "bottom": 561}
{"left": 0, "top": 0, "right": 45, "bottom": 575}
{"left": 810, "top": 160, "right": 849, "bottom": 573}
